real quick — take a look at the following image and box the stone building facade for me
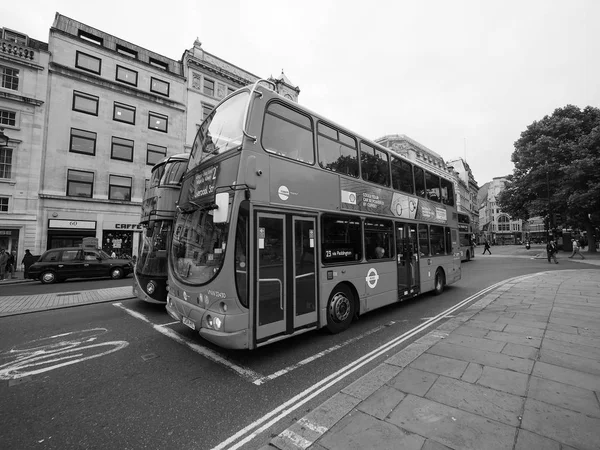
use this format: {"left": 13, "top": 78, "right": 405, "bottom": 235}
{"left": 0, "top": 27, "right": 50, "bottom": 262}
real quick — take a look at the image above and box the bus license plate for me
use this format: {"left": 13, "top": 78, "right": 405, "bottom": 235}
{"left": 182, "top": 317, "right": 195, "bottom": 330}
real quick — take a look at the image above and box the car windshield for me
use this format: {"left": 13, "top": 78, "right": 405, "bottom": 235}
{"left": 189, "top": 91, "right": 249, "bottom": 167}
{"left": 137, "top": 222, "right": 170, "bottom": 277}
{"left": 171, "top": 207, "right": 228, "bottom": 285}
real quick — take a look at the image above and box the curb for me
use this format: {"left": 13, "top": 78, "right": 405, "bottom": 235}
{"left": 0, "top": 295, "right": 136, "bottom": 318}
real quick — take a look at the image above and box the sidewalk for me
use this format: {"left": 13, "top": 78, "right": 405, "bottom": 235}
{"left": 0, "top": 271, "right": 134, "bottom": 317}
{"left": 264, "top": 269, "right": 600, "bottom": 450}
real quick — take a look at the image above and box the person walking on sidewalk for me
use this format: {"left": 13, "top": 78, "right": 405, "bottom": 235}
{"left": 6, "top": 250, "right": 16, "bottom": 278}
{"left": 568, "top": 239, "right": 585, "bottom": 259}
{"left": 482, "top": 240, "right": 492, "bottom": 255}
{"left": 546, "top": 239, "right": 559, "bottom": 264}
{"left": 0, "top": 248, "right": 9, "bottom": 280}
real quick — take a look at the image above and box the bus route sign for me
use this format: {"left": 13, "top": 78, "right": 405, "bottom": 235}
{"left": 190, "top": 165, "right": 219, "bottom": 199}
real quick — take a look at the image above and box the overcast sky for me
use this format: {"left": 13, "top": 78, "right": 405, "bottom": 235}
{"left": 4, "top": 0, "right": 599, "bottom": 185}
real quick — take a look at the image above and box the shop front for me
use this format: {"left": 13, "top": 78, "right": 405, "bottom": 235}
{"left": 47, "top": 219, "right": 97, "bottom": 250}
{"left": 102, "top": 221, "right": 143, "bottom": 259}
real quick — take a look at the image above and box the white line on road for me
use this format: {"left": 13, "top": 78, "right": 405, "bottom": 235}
{"left": 113, "top": 303, "right": 264, "bottom": 383}
{"left": 211, "top": 273, "right": 537, "bottom": 450}
{"left": 252, "top": 321, "right": 397, "bottom": 385}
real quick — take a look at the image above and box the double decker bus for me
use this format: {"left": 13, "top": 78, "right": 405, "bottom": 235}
{"left": 458, "top": 212, "right": 475, "bottom": 262}
{"left": 133, "top": 153, "right": 189, "bottom": 303}
{"left": 165, "top": 80, "right": 461, "bottom": 349}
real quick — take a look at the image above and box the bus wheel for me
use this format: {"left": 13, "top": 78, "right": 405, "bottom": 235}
{"left": 434, "top": 269, "right": 445, "bottom": 295}
{"left": 326, "top": 284, "right": 355, "bottom": 334}
{"left": 466, "top": 251, "right": 471, "bottom": 261}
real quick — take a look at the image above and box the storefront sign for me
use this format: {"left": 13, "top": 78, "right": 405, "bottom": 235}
{"left": 115, "top": 224, "right": 143, "bottom": 230}
{"left": 49, "top": 219, "right": 96, "bottom": 229}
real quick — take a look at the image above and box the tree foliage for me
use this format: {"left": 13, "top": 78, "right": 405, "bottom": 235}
{"left": 497, "top": 104, "right": 600, "bottom": 251}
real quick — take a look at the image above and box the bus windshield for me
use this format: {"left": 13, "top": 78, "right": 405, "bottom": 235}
{"left": 190, "top": 91, "right": 250, "bottom": 167}
{"left": 137, "top": 222, "right": 170, "bottom": 277}
{"left": 171, "top": 209, "right": 229, "bottom": 285}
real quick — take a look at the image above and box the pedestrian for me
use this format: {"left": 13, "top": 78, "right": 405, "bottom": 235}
{"left": 0, "top": 248, "right": 9, "bottom": 280}
{"left": 6, "top": 250, "right": 16, "bottom": 278}
{"left": 482, "top": 240, "right": 492, "bottom": 255}
{"left": 22, "top": 249, "right": 37, "bottom": 279}
{"left": 546, "top": 239, "right": 559, "bottom": 264}
{"left": 568, "top": 239, "right": 585, "bottom": 260}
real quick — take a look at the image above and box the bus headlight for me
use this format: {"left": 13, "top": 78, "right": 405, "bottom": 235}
{"left": 214, "top": 317, "right": 222, "bottom": 330}
{"left": 147, "top": 281, "right": 156, "bottom": 294}
{"left": 206, "top": 315, "right": 213, "bottom": 328}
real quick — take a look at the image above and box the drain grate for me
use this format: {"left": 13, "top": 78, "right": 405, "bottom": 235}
{"left": 56, "top": 293, "right": 81, "bottom": 297}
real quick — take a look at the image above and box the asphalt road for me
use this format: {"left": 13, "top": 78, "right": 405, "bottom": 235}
{"left": 1, "top": 251, "right": 598, "bottom": 450}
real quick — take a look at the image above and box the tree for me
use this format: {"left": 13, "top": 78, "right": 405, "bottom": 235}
{"left": 497, "top": 105, "right": 600, "bottom": 252}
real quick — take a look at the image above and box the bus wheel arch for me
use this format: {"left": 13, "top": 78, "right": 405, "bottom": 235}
{"left": 325, "top": 282, "right": 357, "bottom": 334}
{"left": 434, "top": 268, "right": 446, "bottom": 295}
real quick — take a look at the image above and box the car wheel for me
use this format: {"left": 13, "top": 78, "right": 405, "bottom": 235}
{"left": 434, "top": 269, "right": 445, "bottom": 295}
{"left": 111, "top": 267, "right": 124, "bottom": 279}
{"left": 326, "top": 284, "right": 355, "bottom": 334}
{"left": 40, "top": 271, "right": 56, "bottom": 284}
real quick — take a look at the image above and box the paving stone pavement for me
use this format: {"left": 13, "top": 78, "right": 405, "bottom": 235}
{"left": 263, "top": 269, "right": 600, "bottom": 450}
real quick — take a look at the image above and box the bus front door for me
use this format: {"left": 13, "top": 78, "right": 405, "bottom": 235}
{"left": 396, "top": 223, "right": 420, "bottom": 296}
{"left": 255, "top": 213, "right": 318, "bottom": 343}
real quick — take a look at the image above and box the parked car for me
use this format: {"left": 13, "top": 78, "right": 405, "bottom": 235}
{"left": 27, "top": 247, "right": 134, "bottom": 284}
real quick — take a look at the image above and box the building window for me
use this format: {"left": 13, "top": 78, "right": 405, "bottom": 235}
{"left": 113, "top": 102, "right": 136, "bottom": 124}
{"left": 1, "top": 65, "right": 19, "bottom": 90}
{"left": 72, "top": 91, "right": 99, "bottom": 116}
{"left": 0, "top": 109, "right": 17, "bottom": 126}
{"left": 149, "top": 58, "right": 168, "bottom": 71}
{"left": 0, "top": 197, "right": 8, "bottom": 212}
{"left": 203, "top": 78, "right": 215, "bottom": 97}
{"left": 116, "top": 44, "right": 137, "bottom": 59}
{"left": 498, "top": 216, "right": 510, "bottom": 231}
{"left": 0, "top": 148, "right": 13, "bottom": 178}
{"left": 150, "top": 77, "right": 169, "bottom": 96}
{"left": 111, "top": 137, "right": 134, "bottom": 162}
{"left": 67, "top": 169, "right": 94, "bottom": 198}
{"left": 201, "top": 103, "right": 214, "bottom": 120}
{"left": 69, "top": 128, "right": 97, "bottom": 155}
{"left": 115, "top": 65, "right": 138, "bottom": 86}
{"left": 109, "top": 175, "right": 132, "bottom": 201}
{"left": 148, "top": 112, "right": 168, "bottom": 133}
{"left": 75, "top": 51, "right": 101, "bottom": 74}
{"left": 78, "top": 30, "right": 103, "bottom": 46}
{"left": 147, "top": 144, "right": 166, "bottom": 165}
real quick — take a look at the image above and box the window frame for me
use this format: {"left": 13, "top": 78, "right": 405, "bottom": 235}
{"left": 75, "top": 51, "right": 102, "bottom": 75}
{"left": 113, "top": 102, "right": 136, "bottom": 125}
{"left": 69, "top": 128, "right": 97, "bottom": 156}
{"left": 115, "top": 65, "right": 138, "bottom": 87}
{"left": 203, "top": 77, "right": 215, "bottom": 97}
{"left": 0, "top": 65, "right": 20, "bottom": 91}
{"left": 150, "top": 77, "right": 170, "bottom": 97}
{"left": 0, "top": 196, "right": 8, "bottom": 212}
{"left": 72, "top": 90, "right": 99, "bottom": 116}
{"left": 317, "top": 122, "right": 359, "bottom": 178}
{"left": 67, "top": 169, "right": 94, "bottom": 198}
{"left": 321, "top": 213, "right": 363, "bottom": 264}
{"left": 364, "top": 218, "right": 395, "bottom": 261}
{"left": 148, "top": 111, "right": 168, "bottom": 133}
{"left": 108, "top": 174, "right": 132, "bottom": 201}
{"left": 360, "top": 141, "right": 390, "bottom": 187}
{"left": 0, "top": 109, "right": 17, "bottom": 126}
{"left": 0, "top": 147, "right": 13, "bottom": 179}
{"left": 116, "top": 44, "right": 138, "bottom": 59}
{"left": 147, "top": 143, "right": 167, "bottom": 165}
{"left": 111, "top": 137, "right": 134, "bottom": 162}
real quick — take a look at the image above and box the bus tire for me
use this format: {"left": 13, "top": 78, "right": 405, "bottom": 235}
{"left": 466, "top": 250, "right": 471, "bottom": 262}
{"left": 434, "top": 269, "right": 445, "bottom": 296}
{"left": 326, "top": 284, "right": 355, "bottom": 334}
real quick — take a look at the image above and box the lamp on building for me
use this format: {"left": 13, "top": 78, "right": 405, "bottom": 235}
{"left": 0, "top": 128, "right": 9, "bottom": 147}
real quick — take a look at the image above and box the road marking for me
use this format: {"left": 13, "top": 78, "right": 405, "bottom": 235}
{"left": 252, "top": 321, "right": 397, "bottom": 385}
{"left": 113, "top": 303, "right": 263, "bottom": 383}
{"left": 0, "top": 328, "right": 128, "bottom": 380}
{"left": 211, "top": 273, "right": 538, "bottom": 450}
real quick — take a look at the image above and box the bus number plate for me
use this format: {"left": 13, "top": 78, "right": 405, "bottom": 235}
{"left": 182, "top": 317, "right": 195, "bottom": 330}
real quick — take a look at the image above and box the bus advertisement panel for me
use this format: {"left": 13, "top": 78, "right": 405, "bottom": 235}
{"left": 165, "top": 81, "right": 461, "bottom": 350}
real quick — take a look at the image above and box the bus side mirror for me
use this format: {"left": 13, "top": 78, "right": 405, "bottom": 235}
{"left": 213, "top": 192, "right": 229, "bottom": 223}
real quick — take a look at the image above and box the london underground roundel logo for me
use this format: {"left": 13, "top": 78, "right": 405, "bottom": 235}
{"left": 366, "top": 268, "right": 379, "bottom": 288}
{"left": 278, "top": 185, "right": 290, "bottom": 201}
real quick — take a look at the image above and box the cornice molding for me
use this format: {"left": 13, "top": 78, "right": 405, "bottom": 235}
{"left": 0, "top": 90, "right": 44, "bottom": 106}
{"left": 39, "top": 193, "right": 142, "bottom": 207}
